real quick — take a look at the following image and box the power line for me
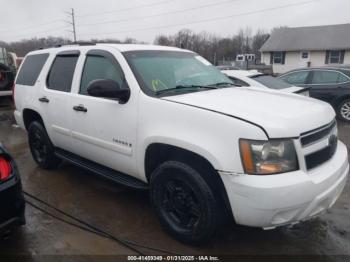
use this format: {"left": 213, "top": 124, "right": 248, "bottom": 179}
{"left": 76, "top": 0, "right": 173, "bottom": 18}
{"left": 78, "top": 0, "right": 239, "bottom": 27}
{"left": 0, "top": 19, "right": 63, "bottom": 34}
{"left": 4, "top": 26, "right": 67, "bottom": 40}
{"left": 79, "top": 0, "right": 320, "bottom": 37}
{"left": 3, "top": 8, "right": 74, "bottom": 41}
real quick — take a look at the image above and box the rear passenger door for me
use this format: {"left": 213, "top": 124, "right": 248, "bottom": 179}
{"left": 39, "top": 51, "right": 80, "bottom": 152}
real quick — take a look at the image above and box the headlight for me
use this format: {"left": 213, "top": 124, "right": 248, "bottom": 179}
{"left": 239, "top": 139, "right": 298, "bottom": 175}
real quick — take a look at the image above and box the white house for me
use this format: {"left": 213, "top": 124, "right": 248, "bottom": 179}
{"left": 260, "top": 23, "right": 350, "bottom": 74}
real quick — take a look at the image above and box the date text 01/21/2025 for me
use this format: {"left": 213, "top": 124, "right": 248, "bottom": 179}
{"left": 127, "top": 255, "right": 220, "bottom": 261}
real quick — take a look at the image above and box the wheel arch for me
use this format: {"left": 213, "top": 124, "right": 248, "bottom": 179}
{"left": 334, "top": 95, "right": 350, "bottom": 121}
{"left": 144, "top": 142, "right": 234, "bottom": 221}
{"left": 334, "top": 95, "right": 350, "bottom": 108}
{"left": 22, "top": 108, "right": 44, "bottom": 130}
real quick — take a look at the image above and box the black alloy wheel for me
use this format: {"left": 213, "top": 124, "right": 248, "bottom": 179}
{"left": 28, "top": 121, "right": 61, "bottom": 169}
{"left": 150, "top": 161, "right": 220, "bottom": 244}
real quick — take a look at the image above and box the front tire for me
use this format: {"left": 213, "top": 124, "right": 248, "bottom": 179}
{"left": 150, "top": 161, "right": 220, "bottom": 244}
{"left": 28, "top": 121, "right": 61, "bottom": 169}
{"left": 337, "top": 99, "right": 350, "bottom": 122}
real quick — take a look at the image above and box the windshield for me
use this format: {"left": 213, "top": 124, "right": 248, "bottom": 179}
{"left": 124, "top": 50, "right": 233, "bottom": 96}
{"left": 251, "top": 74, "right": 293, "bottom": 89}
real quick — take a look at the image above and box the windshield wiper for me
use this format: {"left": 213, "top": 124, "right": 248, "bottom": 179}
{"left": 210, "top": 82, "right": 241, "bottom": 87}
{"left": 155, "top": 85, "right": 218, "bottom": 95}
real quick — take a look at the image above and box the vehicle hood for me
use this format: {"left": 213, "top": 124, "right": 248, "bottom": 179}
{"left": 245, "top": 85, "right": 306, "bottom": 94}
{"left": 162, "top": 87, "right": 335, "bottom": 138}
{"left": 278, "top": 86, "right": 305, "bottom": 93}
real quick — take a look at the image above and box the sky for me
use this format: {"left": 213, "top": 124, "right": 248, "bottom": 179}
{"left": 0, "top": 0, "right": 349, "bottom": 43}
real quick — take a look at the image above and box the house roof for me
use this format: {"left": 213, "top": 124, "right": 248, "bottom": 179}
{"left": 260, "top": 23, "right": 350, "bottom": 52}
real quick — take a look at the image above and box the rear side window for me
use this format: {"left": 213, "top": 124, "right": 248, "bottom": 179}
{"left": 47, "top": 55, "right": 79, "bottom": 92}
{"left": 280, "top": 71, "right": 309, "bottom": 85}
{"left": 311, "top": 70, "right": 350, "bottom": 84}
{"left": 16, "top": 53, "right": 49, "bottom": 86}
{"left": 251, "top": 75, "right": 293, "bottom": 89}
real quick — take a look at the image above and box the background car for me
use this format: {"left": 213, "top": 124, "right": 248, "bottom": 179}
{"left": 0, "top": 47, "right": 18, "bottom": 98}
{"left": 279, "top": 67, "right": 350, "bottom": 122}
{"left": 216, "top": 65, "right": 240, "bottom": 71}
{"left": 222, "top": 69, "right": 309, "bottom": 96}
{"left": 0, "top": 145, "right": 25, "bottom": 237}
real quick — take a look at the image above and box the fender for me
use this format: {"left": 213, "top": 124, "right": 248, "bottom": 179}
{"left": 138, "top": 136, "right": 223, "bottom": 181}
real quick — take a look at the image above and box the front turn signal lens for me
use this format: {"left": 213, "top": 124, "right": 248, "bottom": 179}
{"left": 239, "top": 140, "right": 255, "bottom": 174}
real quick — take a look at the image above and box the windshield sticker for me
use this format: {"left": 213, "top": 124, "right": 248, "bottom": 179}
{"left": 151, "top": 79, "right": 168, "bottom": 91}
{"left": 195, "top": 56, "right": 212, "bottom": 66}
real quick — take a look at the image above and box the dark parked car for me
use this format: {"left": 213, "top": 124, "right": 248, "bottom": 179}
{"left": 0, "top": 145, "right": 25, "bottom": 237}
{"left": 279, "top": 67, "right": 350, "bottom": 122}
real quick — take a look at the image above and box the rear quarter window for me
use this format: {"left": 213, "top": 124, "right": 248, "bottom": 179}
{"left": 16, "top": 53, "right": 49, "bottom": 86}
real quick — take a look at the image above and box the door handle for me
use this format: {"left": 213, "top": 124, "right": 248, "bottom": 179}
{"left": 38, "top": 96, "right": 49, "bottom": 103}
{"left": 73, "top": 105, "right": 88, "bottom": 112}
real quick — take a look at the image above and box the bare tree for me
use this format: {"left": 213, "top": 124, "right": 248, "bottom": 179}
{"left": 3, "top": 26, "right": 272, "bottom": 62}
{"left": 154, "top": 27, "right": 271, "bottom": 64}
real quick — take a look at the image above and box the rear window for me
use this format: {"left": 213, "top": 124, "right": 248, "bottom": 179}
{"left": 251, "top": 75, "right": 293, "bottom": 89}
{"left": 16, "top": 53, "right": 49, "bottom": 86}
{"left": 227, "top": 76, "right": 249, "bottom": 87}
{"left": 47, "top": 55, "right": 79, "bottom": 92}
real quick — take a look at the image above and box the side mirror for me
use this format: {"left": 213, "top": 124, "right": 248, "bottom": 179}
{"left": 87, "top": 79, "right": 130, "bottom": 104}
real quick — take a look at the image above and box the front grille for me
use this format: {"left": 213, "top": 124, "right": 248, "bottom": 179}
{"left": 302, "top": 120, "right": 338, "bottom": 170}
{"left": 305, "top": 139, "right": 337, "bottom": 170}
{"left": 300, "top": 120, "right": 336, "bottom": 147}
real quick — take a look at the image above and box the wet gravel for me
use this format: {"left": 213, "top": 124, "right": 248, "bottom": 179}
{"left": 0, "top": 105, "right": 349, "bottom": 260}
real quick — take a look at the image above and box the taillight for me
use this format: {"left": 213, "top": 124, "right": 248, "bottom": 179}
{"left": 0, "top": 157, "right": 12, "bottom": 181}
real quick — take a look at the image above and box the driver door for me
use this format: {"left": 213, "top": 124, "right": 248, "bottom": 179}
{"left": 69, "top": 49, "right": 138, "bottom": 177}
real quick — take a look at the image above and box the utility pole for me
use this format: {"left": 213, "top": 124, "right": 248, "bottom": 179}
{"left": 65, "top": 8, "right": 77, "bottom": 42}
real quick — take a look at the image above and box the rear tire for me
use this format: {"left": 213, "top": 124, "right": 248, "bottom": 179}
{"left": 28, "top": 121, "right": 61, "bottom": 169}
{"left": 150, "top": 161, "right": 220, "bottom": 244}
{"left": 337, "top": 99, "right": 350, "bottom": 122}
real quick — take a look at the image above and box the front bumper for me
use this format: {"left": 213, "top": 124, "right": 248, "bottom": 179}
{"left": 220, "top": 141, "right": 349, "bottom": 228}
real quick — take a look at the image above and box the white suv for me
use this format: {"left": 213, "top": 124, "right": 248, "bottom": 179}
{"left": 14, "top": 44, "right": 349, "bottom": 244}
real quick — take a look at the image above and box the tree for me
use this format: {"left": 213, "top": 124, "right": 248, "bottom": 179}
{"left": 2, "top": 26, "right": 273, "bottom": 63}
{"left": 154, "top": 27, "right": 271, "bottom": 64}
{"left": 252, "top": 29, "right": 270, "bottom": 59}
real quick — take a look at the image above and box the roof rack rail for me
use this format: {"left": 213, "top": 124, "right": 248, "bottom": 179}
{"left": 36, "top": 41, "right": 96, "bottom": 51}
{"left": 72, "top": 41, "right": 96, "bottom": 46}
